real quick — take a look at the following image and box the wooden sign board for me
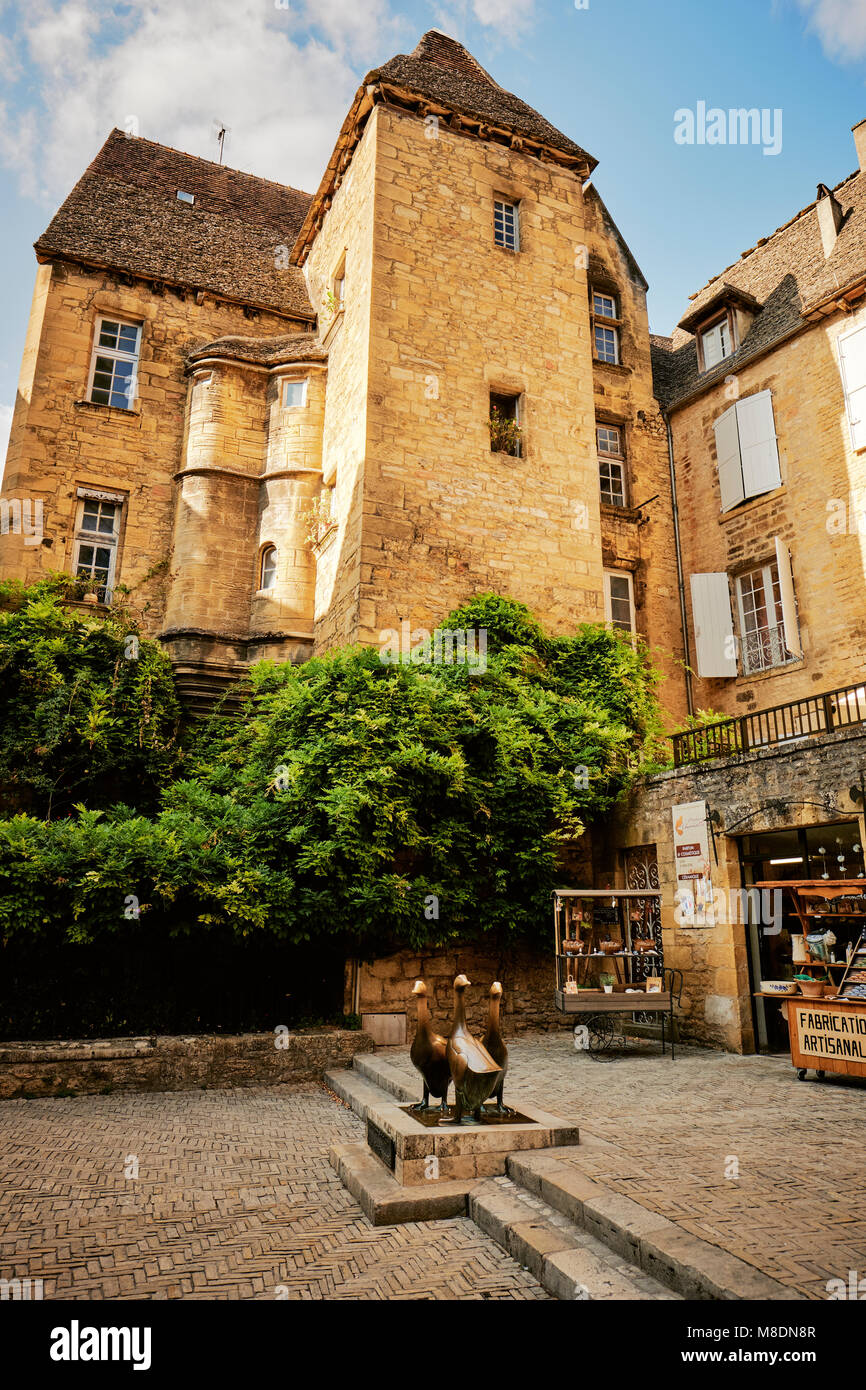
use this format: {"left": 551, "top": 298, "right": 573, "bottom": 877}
{"left": 788, "top": 1000, "right": 866, "bottom": 1078}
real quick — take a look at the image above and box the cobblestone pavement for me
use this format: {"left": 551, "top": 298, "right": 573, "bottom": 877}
{"left": 0, "top": 1085, "right": 548, "bottom": 1300}
{"left": 379, "top": 1035, "right": 866, "bottom": 1301}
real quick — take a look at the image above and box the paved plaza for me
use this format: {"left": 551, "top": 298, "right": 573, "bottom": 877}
{"left": 0, "top": 1034, "right": 863, "bottom": 1300}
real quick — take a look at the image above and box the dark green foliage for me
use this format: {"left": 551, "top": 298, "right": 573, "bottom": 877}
{"left": 0, "top": 596, "right": 666, "bottom": 965}
{"left": 0, "top": 575, "right": 181, "bottom": 816}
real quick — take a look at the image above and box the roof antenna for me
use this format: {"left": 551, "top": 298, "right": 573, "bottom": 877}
{"left": 213, "top": 121, "right": 229, "bottom": 164}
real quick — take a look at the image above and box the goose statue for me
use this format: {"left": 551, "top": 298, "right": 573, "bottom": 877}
{"left": 446, "top": 974, "right": 501, "bottom": 1124}
{"left": 409, "top": 980, "right": 451, "bottom": 1112}
{"left": 481, "top": 980, "right": 510, "bottom": 1114}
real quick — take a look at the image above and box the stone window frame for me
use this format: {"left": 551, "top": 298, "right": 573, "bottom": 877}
{"left": 493, "top": 196, "right": 520, "bottom": 251}
{"left": 72, "top": 486, "right": 125, "bottom": 604}
{"left": 86, "top": 315, "right": 143, "bottom": 410}
{"left": 596, "top": 422, "right": 627, "bottom": 507}
{"left": 489, "top": 388, "right": 523, "bottom": 458}
{"left": 281, "top": 377, "right": 309, "bottom": 410}
{"left": 603, "top": 568, "right": 635, "bottom": 635}
{"left": 258, "top": 544, "right": 278, "bottom": 593}
{"left": 590, "top": 284, "right": 622, "bottom": 366}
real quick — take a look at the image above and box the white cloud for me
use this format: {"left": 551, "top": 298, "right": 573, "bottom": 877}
{"left": 0, "top": 0, "right": 408, "bottom": 204}
{"left": 0, "top": 0, "right": 535, "bottom": 207}
{"left": 795, "top": 0, "right": 866, "bottom": 61}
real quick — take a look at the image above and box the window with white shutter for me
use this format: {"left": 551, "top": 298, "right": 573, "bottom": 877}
{"left": 838, "top": 325, "right": 866, "bottom": 453}
{"left": 714, "top": 404, "right": 745, "bottom": 512}
{"left": 712, "top": 391, "right": 781, "bottom": 511}
{"left": 690, "top": 573, "right": 737, "bottom": 678}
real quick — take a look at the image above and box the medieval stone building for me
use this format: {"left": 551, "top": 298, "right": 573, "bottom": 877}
{"left": 0, "top": 30, "right": 685, "bottom": 716}
{"left": 6, "top": 30, "right": 866, "bottom": 1053}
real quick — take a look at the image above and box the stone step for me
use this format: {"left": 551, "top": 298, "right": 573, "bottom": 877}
{"left": 469, "top": 1176, "right": 680, "bottom": 1301}
{"left": 505, "top": 1150, "right": 799, "bottom": 1301}
{"left": 351, "top": 1050, "right": 417, "bottom": 1102}
{"left": 323, "top": 1067, "right": 390, "bottom": 1121}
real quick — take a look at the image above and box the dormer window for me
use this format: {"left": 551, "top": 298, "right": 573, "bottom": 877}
{"left": 678, "top": 284, "right": 762, "bottom": 373}
{"left": 176, "top": 190, "right": 195, "bottom": 204}
{"left": 701, "top": 316, "right": 733, "bottom": 370}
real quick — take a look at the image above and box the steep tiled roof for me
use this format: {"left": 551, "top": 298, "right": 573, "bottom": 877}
{"left": 654, "top": 167, "right": 866, "bottom": 409}
{"left": 187, "top": 332, "right": 327, "bottom": 367}
{"left": 368, "top": 31, "right": 595, "bottom": 165}
{"left": 293, "top": 30, "right": 595, "bottom": 262}
{"left": 36, "top": 130, "right": 314, "bottom": 319}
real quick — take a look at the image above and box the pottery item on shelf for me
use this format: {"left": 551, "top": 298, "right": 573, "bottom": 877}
{"left": 791, "top": 936, "right": 808, "bottom": 964}
{"left": 760, "top": 979, "right": 799, "bottom": 995}
{"left": 599, "top": 940, "right": 619, "bottom": 954}
{"left": 633, "top": 938, "right": 657, "bottom": 953}
{"left": 562, "top": 939, "right": 583, "bottom": 956}
{"left": 796, "top": 979, "right": 824, "bottom": 998}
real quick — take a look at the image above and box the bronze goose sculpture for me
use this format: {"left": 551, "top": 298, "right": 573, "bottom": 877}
{"left": 409, "top": 980, "right": 451, "bottom": 1112}
{"left": 481, "top": 981, "right": 509, "bottom": 1114}
{"left": 446, "top": 974, "right": 501, "bottom": 1123}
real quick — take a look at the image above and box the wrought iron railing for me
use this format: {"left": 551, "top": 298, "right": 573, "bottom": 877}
{"left": 672, "top": 682, "right": 866, "bottom": 768}
{"left": 741, "top": 620, "right": 793, "bottom": 675}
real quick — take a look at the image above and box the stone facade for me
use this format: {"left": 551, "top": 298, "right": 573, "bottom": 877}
{"left": 0, "top": 34, "right": 688, "bottom": 722}
{"left": 605, "top": 724, "right": 866, "bottom": 1051}
{"left": 672, "top": 303, "right": 866, "bottom": 718}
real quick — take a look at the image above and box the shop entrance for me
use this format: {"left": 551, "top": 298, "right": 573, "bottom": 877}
{"left": 738, "top": 821, "right": 865, "bottom": 1051}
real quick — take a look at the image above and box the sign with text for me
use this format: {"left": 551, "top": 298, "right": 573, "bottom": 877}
{"left": 793, "top": 1003, "right": 866, "bottom": 1063}
{"left": 672, "top": 800, "right": 713, "bottom": 926}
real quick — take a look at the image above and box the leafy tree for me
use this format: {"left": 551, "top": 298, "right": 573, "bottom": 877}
{"left": 0, "top": 576, "right": 181, "bottom": 816}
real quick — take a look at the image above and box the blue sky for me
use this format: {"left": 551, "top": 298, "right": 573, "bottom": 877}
{"left": 1, "top": 0, "right": 866, "bottom": 463}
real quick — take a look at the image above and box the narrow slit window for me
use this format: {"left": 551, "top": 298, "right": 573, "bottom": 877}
{"left": 493, "top": 198, "right": 519, "bottom": 251}
{"left": 260, "top": 546, "right": 278, "bottom": 591}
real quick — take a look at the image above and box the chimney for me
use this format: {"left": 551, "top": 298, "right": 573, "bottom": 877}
{"left": 816, "top": 182, "right": 844, "bottom": 258}
{"left": 853, "top": 119, "right": 866, "bottom": 173}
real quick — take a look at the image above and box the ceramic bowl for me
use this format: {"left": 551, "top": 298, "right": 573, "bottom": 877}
{"left": 760, "top": 980, "right": 798, "bottom": 996}
{"left": 796, "top": 979, "right": 824, "bottom": 998}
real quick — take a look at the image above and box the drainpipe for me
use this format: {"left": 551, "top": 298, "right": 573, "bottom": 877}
{"left": 664, "top": 411, "right": 694, "bottom": 718}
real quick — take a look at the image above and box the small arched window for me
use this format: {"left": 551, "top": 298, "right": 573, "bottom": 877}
{"left": 260, "top": 546, "right": 277, "bottom": 591}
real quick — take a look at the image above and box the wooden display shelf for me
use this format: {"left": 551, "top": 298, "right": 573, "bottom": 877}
{"left": 775, "top": 994, "right": 866, "bottom": 1081}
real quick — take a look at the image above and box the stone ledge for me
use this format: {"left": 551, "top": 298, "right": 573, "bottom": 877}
{"left": 0, "top": 1029, "right": 374, "bottom": 1100}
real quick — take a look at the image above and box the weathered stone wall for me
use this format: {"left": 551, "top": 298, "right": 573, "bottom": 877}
{"left": 359, "top": 104, "right": 603, "bottom": 648}
{"left": 584, "top": 190, "right": 688, "bottom": 724}
{"left": 672, "top": 302, "right": 866, "bottom": 717}
{"left": 306, "top": 107, "right": 379, "bottom": 653}
{"left": 0, "top": 1029, "right": 374, "bottom": 1100}
{"left": 606, "top": 723, "right": 866, "bottom": 1051}
{"left": 0, "top": 261, "right": 305, "bottom": 634}
{"left": 351, "top": 943, "right": 567, "bottom": 1041}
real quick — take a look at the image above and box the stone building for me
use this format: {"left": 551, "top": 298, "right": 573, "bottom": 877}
{"left": 0, "top": 30, "right": 686, "bottom": 716}
{"left": 5, "top": 30, "right": 866, "bottom": 1053}
{"left": 608, "top": 121, "right": 866, "bottom": 1053}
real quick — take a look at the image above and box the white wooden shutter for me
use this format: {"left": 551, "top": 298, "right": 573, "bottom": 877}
{"left": 713, "top": 405, "right": 744, "bottom": 513}
{"left": 690, "top": 573, "right": 737, "bottom": 678}
{"left": 773, "top": 536, "right": 803, "bottom": 659}
{"left": 737, "top": 391, "right": 781, "bottom": 498}
{"left": 839, "top": 326, "right": 866, "bottom": 453}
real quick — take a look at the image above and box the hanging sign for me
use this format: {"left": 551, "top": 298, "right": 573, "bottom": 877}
{"left": 672, "top": 800, "right": 714, "bottom": 926}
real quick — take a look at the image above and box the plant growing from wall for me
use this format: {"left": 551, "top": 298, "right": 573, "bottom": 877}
{"left": 488, "top": 406, "right": 522, "bottom": 457}
{"left": 301, "top": 491, "right": 336, "bottom": 547}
